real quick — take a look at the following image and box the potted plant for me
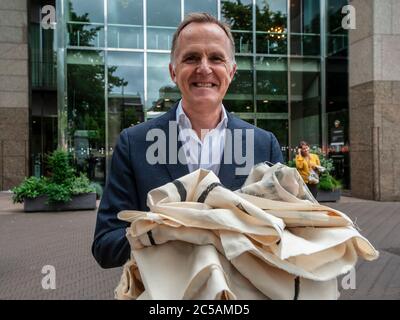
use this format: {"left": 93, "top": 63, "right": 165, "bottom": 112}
{"left": 317, "top": 171, "right": 342, "bottom": 202}
{"left": 310, "top": 148, "right": 342, "bottom": 202}
{"left": 12, "top": 150, "right": 97, "bottom": 212}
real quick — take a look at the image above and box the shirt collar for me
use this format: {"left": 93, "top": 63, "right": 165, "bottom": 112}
{"left": 176, "top": 100, "right": 228, "bottom": 131}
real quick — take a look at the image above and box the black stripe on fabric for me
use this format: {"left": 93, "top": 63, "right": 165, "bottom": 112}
{"left": 147, "top": 230, "right": 156, "bottom": 246}
{"left": 197, "top": 182, "right": 223, "bottom": 203}
{"left": 172, "top": 180, "right": 187, "bottom": 202}
{"left": 294, "top": 276, "right": 300, "bottom": 300}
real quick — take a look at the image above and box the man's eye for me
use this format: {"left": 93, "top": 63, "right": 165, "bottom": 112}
{"left": 210, "top": 56, "right": 224, "bottom": 62}
{"left": 184, "top": 56, "right": 197, "bottom": 63}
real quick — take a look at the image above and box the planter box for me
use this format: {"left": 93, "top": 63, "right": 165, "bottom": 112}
{"left": 316, "top": 189, "right": 341, "bottom": 202}
{"left": 24, "top": 193, "right": 97, "bottom": 212}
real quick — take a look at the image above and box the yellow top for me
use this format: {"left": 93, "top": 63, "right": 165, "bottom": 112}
{"left": 295, "top": 153, "right": 321, "bottom": 183}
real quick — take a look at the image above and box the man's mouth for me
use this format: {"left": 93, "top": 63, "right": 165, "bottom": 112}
{"left": 192, "top": 82, "right": 217, "bottom": 88}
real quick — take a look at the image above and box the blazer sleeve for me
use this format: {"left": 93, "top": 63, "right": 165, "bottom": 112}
{"left": 92, "top": 129, "right": 139, "bottom": 268}
{"left": 269, "top": 132, "right": 284, "bottom": 164}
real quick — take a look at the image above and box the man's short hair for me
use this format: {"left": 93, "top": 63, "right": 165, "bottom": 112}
{"left": 170, "top": 12, "right": 236, "bottom": 65}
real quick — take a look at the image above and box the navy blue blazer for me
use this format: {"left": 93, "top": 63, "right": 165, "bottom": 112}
{"left": 92, "top": 104, "right": 283, "bottom": 268}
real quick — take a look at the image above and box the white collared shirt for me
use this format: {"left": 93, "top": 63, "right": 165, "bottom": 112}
{"left": 176, "top": 100, "right": 227, "bottom": 175}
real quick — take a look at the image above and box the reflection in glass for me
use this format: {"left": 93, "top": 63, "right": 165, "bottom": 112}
{"left": 256, "top": 56, "right": 288, "bottom": 112}
{"left": 67, "top": 50, "right": 106, "bottom": 184}
{"left": 67, "top": 24, "right": 104, "bottom": 47}
{"left": 67, "top": 0, "right": 104, "bottom": 23}
{"left": 108, "top": 26, "right": 143, "bottom": 49}
{"left": 256, "top": 56, "right": 288, "bottom": 159}
{"left": 224, "top": 57, "right": 253, "bottom": 113}
{"left": 108, "top": 52, "right": 144, "bottom": 148}
{"left": 327, "top": 0, "right": 348, "bottom": 57}
{"left": 184, "top": 0, "right": 217, "bottom": 16}
{"left": 108, "top": 0, "right": 143, "bottom": 49}
{"left": 108, "top": 0, "right": 142, "bottom": 25}
{"left": 257, "top": 119, "right": 287, "bottom": 161}
{"left": 146, "top": 53, "right": 180, "bottom": 117}
{"left": 256, "top": 0, "right": 287, "bottom": 54}
{"left": 326, "top": 55, "right": 349, "bottom": 188}
{"left": 221, "top": 0, "right": 253, "bottom": 54}
{"left": 290, "top": 58, "right": 321, "bottom": 147}
{"left": 290, "top": 0, "right": 320, "bottom": 56}
{"left": 147, "top": 0, "right": 180, "bottom": 50}
{"left": 67, "top": 0, "right": 104, "bottom": 47}
{"left": 147, "top": 0, "right": 181, "bottom": 27}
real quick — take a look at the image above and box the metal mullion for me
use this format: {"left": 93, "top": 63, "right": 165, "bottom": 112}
{"left": 104, "top": 0, "right": 110, "bottom": 180}
{"left": 57, "top": 0, "right": 68, "bottom": 150}
{"left": 143, "top": 0, "right": 148, "bottom": 119}
{"left": 252, "top": 0, "right": 257, "bottom": 126}
{"left": 320, "top": 0, "right": 327, "bottom": 151}
{"left": 287, "top": 0, "right": 292, "bottom": 159}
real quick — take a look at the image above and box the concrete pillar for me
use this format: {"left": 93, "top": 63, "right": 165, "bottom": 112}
{"left": 349, "top": 0, "right": 400, "bottom": 201}
{"left": 0, "top": 0, "right": 29, "bottom": 190}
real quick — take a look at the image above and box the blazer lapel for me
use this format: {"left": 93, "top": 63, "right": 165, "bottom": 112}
{"left": 218, "top": 112, "right": 247, "bottom": 189}
{"left": 159, "top": 103, "right": 189, "bottom": 181}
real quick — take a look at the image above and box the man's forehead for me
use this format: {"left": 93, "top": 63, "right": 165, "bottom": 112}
{"left": 179, "top": 22, "right": 229, "bottom": 41}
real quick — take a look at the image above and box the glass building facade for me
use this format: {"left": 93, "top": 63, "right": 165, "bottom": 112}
{"left": 30, "top": 0, "right": 350, "bottom": 187}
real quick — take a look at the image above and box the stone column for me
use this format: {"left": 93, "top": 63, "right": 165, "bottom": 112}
{"left": 0, "top": 0, "right": 29, "bottom": 190}
{"left": 349, "top": 0, "right": 400, "bottom": 201}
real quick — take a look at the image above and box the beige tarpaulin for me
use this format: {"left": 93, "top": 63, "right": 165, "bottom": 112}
{"left": 115, "top": 163, "right": 379, "bottom": 300}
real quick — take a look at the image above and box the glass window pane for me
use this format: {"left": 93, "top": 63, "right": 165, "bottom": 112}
{"left": 184, "top": 0, "right": 217, "bottom": 16}
{"left": 327, "top": 0, "right": 348, "bottom": 57}
{"left": 147, "top": 0, "right": 180, "bottom": 27}
{"left": 67, "top": 50, "right": 106, "bottom": 184}
{"left": 290, "top": 58, "right": 321, "bottom": 148}
{"left": 107, "top": 0, "right": 144, "bottom": 48}
{"left": 147, "top": 0, "right": 179, "bottom": 50}
{"left": 257, "top": 119, "right": 287, "bottom": 161}
{"left": 108, "top": 26, "right": 143, "bottom": 49}
{"left": 255, "top": 56, "right": 288, "bottom": 159}
{"left": 290, "top": 0, "right": 320, "bottom": 56}
{"left": 221, "top": 0, "right": 253, "bottom": 54}
{"left": 223, "top": 56, "right": 253, "bottom": 113}
{"left": 108, "top": 0, "right": 143, "bottom": 25}
{"left": 107, "top": 52, "right": 145, "bottom": 148}
{"left": 147, "top": 27, "right": 175, "bottom": 50}
{"left": 256, "top": 56, "right": 288, "bottom": 112}
{"left": 256, "top": 0, "right": 287, "bottom": 54}
{"left": 67, "top": 23, "right": 105, "bottom": 47}
{"left": 146, "top": 53, "right": 180, "bottom": 117}
{"left": 68, "top": 0, "right": 104, "bottom": 23}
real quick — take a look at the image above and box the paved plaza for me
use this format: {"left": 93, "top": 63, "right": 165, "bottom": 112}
{"left": 0, "top": 192, "right": 399, "bottom": 300}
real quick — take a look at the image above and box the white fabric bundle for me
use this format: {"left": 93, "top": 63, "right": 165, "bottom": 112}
{"left": 115, "top": 163, "right": 379, "bottom": 300}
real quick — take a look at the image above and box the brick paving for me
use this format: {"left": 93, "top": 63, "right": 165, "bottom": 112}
{"left": 0, "top": 192, "right": 399, "bottom": 300}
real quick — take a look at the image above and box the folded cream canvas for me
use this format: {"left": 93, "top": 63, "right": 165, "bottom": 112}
{"left": 114, "top": 163, "right": 379, "bottom": 300}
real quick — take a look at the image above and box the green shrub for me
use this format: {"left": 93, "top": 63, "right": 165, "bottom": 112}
{"left": 12, "top": 176, "right": 47, "bottom": 203}
{"left": 318, "top": 172, "right": 342, "bottom": 191}
{"left": 12, "top": 149, "right": 96, "bottom": 204}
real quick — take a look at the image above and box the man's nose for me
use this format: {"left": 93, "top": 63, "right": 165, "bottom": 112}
{"left": 196, "top": 58, "right": 212, "bottom": 74}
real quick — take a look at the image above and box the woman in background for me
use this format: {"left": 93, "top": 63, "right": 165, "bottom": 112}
{"left": 295, "top": 141, "right": 321, "bottom": 198}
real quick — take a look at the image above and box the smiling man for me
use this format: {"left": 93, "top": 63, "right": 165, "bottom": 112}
{"left": 92, "top": 13, "right": 283, "bottom": 268}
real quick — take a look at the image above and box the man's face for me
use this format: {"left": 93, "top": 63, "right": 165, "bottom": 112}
{"left": 169, "top": 22, "right": 237, "bottom": 112}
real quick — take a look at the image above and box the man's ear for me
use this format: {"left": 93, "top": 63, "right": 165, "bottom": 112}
{"left": 169, "top": 63, "right": 176, "bottom": 83}
{"left": 229, "top": 63, "right": 237, "bottom": 82}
